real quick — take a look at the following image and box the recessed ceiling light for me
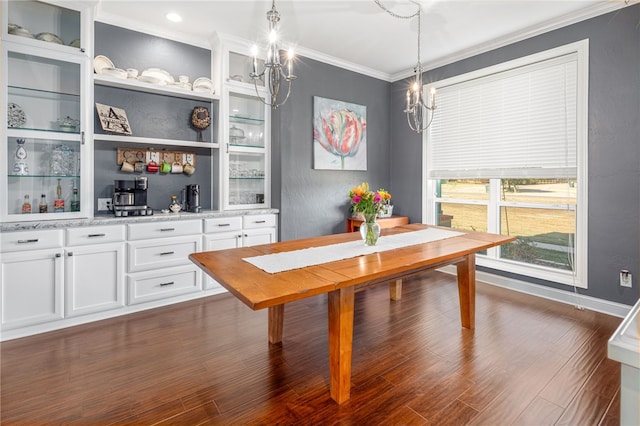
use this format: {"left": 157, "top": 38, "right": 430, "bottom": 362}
{"left": 166, "top": 12, "right": 182, "bottom": 23}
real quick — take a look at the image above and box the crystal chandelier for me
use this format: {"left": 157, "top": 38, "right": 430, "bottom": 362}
{"left": 250, "top": 0, "right": 296, "bottom": 109}
{"left": 376, "top": 0, "right": 436, "bottom": 133}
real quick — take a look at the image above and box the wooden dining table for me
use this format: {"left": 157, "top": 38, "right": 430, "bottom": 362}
{"left": 189, "top": 224, "right": 515, "bottom": 404}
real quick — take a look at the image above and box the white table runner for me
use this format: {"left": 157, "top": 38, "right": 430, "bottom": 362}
{"left": 243, "top": 228, "right": 465, "bottom": 274}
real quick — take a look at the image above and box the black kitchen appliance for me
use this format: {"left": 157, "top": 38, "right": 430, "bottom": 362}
{"left": 185, "top": 184, "right": 201, "bottom": 213}
{"left": 112, "top": 177, "right": 152, "bottom": 216}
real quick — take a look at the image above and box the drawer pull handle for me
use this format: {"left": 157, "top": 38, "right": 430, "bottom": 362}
{"left": 217, "top": 223, "right": 231, "bottom": 227}
{"left": 160, "top": 228, "right": 175, "bottom": 232}
{"left": 160, "top": 281, "right": 174, "bottom": 287}
{"left": 254, "top": 220, "right": 267, "bottom": 224}
{"left": 17, "top": 239, "right": 39, "bottom": 244}
{"left": 88, "top": 233, "right": 106, "bottom": 238}
{"left": 160, "top": 251, "right": 175, "bottom": 256}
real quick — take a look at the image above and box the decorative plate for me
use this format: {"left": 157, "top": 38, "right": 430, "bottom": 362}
{"left": 193, "top": 77, "right": 214, "bottom": 90}
{"left": 137, "top": 75, "right": 166, "bottom": 85}
{"left": 36, "top": 32, "right": 64, "bottom": 45}
{"left": 8, "top": 103, "right": 26, "bottom": 128}
{"left": 93, "top": 55, "right": 115, "bottom": 74}
{"left": 101, "top": 67, "right": 128, "bottom": 79}
{"left": 141, "top": 68, "right": 174, "bottom": 84}
{"left": 8, "top": 24, "right": 34, "bottom": 39}
{"left": 69, "top": 38, "right": 81, "bottom": 48}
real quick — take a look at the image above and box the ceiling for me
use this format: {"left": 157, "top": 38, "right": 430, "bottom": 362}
{"left": 95, "top": 0, "right": 629, "bottom": 81}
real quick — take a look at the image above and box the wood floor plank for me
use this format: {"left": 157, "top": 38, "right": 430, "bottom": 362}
{"left": 0, "top": 271, "right": 623, "bottom": 425}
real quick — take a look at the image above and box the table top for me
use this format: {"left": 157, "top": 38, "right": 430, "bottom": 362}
{"left": 190, "top": 224, "right": 515, "bottom": 311}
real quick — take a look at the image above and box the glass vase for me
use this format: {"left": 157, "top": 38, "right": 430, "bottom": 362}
{"left": 360, "top": 214, "right": 380, "bottom": 246}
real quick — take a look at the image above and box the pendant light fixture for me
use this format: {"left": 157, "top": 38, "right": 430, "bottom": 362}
{"left": 250, "top": 0, "right": 296, "bottom": 109}
{"left": 376, "top": 0, "right": 436, "bottom": 133}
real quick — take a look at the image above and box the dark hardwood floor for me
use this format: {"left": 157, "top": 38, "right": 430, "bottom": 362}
{"left": 1, "top": 271, "right": 623, "bottom": 425}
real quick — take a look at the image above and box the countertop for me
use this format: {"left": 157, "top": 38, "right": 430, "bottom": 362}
{"left": 608, "top": 297, "right": 640, "bottom": 368}
{"left": 0, "top": 209, "right": 279, "bottom": 232}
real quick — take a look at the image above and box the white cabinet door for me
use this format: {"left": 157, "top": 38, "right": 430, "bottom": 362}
{"left": 203, "top": 231, "right": 243, "bottom": 290}
{"left": 64, "top": 242, "right": 125, "bottom": 317}
{"left": 1, "top": 249, "right": 63, "bottom": 329}
{"left": 243, "top": 227, "right": 276, "bottom": 247}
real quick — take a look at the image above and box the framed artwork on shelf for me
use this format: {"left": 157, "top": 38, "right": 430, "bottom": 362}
{"left": 313, "top": 96, "right": 367, "bottom": 171}
{"left": 96, "top": 103, "right": 132, "bottom": 135}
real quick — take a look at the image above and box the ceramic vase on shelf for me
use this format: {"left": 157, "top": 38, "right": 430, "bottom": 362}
{"left": 360, "top": 214, "right": 380, "bottom": 246}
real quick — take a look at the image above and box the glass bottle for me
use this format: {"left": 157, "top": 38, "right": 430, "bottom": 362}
{"left": 12, "top": 139, "right": 29, "bottom": 175}
{"left": 70, "top": 187, "right": 80, "bottom": 212}
{"left": 168, "top": 195, "right": 182, "bottom": 213}
{"left": 54, "top": 179, "right": 65, "bottom": 212}
{"left": 39, "top": 194, "right": 48, "bottom": 213}
{"left": 21, "top": 194, "right": 32, "bottom": 214}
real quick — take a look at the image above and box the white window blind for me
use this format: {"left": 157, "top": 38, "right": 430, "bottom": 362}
{"left": 428, "top": 53, "right": 578, "bottom": 179}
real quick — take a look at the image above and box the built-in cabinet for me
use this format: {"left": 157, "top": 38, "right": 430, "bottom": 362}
{"left": 0, "top": 213, "right": 278, "bottom": 340}
{"left": 215, "top": 36, "right": 272, "bottom": 210}
{"left": 2, "top": 0, "right": 92, "bottom": 222}
{"left": 0, "top": 229, "right": 64, "bottom": 329}
{"left": 0, "top": 2, "right": 280, "bottom": 340}
{"left": 202, "top": 214, "right": 277, "bottom": 290}
{"left": 64, "top": 225, "right": 125, "bottom": 317}
{"left": 126, "top": 219, "right": 203, "bottom": 304}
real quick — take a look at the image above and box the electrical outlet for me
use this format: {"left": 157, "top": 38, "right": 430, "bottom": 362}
{"left": 620, "top": 270, "right": 632, "bottom": 288}
{"left": 97, "top": 198, "right": 111, "bottom": 211}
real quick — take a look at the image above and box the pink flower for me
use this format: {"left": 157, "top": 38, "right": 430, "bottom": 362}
{"left": 314, "top": 108, "right": 367, "bottom": 170}
{"left": 351, "top": 195, "right": 362, "bottom": 204}
{"left": 374, "top": 193, "right": 382, "bottom": 203}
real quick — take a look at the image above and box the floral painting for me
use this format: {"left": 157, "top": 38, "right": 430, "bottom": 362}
{"left": 313, "top": 96, "right": 367, "bottom": 170}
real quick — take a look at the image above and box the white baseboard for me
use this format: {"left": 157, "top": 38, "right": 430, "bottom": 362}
{"left": 439, "top": 266, "right": 632, "bottom": 318}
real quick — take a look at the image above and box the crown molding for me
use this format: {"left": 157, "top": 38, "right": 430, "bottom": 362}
{"left": 94, "top": 1, "right": 629, "bottom": 83}
{"left": 390, "top": 1, "right": 629, "bottom": 82}
{"left": 94, "top": 7, "right": 211, "bottom": 49}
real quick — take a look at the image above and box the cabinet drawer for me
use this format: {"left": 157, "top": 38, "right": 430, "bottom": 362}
{"left": 204, "top": 216, "right": 242, "bottom": 233}
{"left": 242, "top": 214, "right": 276, "bottom": 229}
{"left": 127, "top": 266, "right": 201, "bottom": 305}
{"left": 66, "top": 225, "right": 126, "bottom": 246}
{"left": 127, "top": 235, "right": 201, "bottom": 273}
{"left": 1, "top": 229, "right": 63, "bottom": 253}
{"left": 127, "top": 220, "right": 202, "bottom": 241}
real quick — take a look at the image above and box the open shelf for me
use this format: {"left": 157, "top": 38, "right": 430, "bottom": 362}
{"left": 94, "top": 134, "right": 219, "bottom": 149}
{"left": 94, "top": 74, "right": 220, "bottom": 101}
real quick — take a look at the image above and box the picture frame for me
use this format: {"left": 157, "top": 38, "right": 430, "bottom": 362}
{"left": 96, "top": 103, "right": 132, "bottom": 135}
{"left": 313, "top": 96, "right": 367, "bottom": 170}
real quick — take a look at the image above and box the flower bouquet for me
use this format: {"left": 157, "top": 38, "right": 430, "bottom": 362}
{"left": 348, "top": 182, "right": 391, "bottom": 245}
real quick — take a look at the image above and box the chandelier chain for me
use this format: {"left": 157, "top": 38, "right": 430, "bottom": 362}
{"left": 375, "top": 0, "right": 435, "bottom": 133}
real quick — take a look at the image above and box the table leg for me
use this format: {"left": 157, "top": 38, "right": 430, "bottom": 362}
{"left": 328, "top": 286, "right": 355, "bottom": 404}
{"left": 268, "top": 305, "right": 284, "bottom": 344}
{"left": 389, "top": 279, "right": 402, "bottom": 301}
{"left": 456, "top": 253, "right": 476, "bottom": 329}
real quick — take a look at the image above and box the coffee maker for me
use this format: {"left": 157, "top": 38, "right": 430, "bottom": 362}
{"left": 185, "top": 184, "right": 201, "bottom": 213}
{"left": 112, "top": 177, "right": 153, "bottom": 216}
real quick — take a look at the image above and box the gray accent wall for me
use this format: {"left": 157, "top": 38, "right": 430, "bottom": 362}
{"left": 389, "top": 5, "right": 640, "bottom": 305}
{"left": 272, "top": 56, "right": 391, "bottom": 241}
{"left": 93, "top": 22, "right": 216, "bottom": 212}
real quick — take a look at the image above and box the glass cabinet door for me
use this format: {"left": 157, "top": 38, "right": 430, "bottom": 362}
{"left": 225, "top": 91, "right": 269, "bottom": 209}
{"left": 3, "top": 44, "right": 87, "bottom": 220}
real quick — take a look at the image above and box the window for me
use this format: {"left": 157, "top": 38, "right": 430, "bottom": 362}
{"left": 423, "top": 40, "right": 588, "bottom": 288}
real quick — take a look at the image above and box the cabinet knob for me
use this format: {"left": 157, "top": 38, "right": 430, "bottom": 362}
{"left": 55, "top": 253, "right": 62, "bottom": 258}
{"left": 67, "top": 252, "right": 74, "bottom": 257}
